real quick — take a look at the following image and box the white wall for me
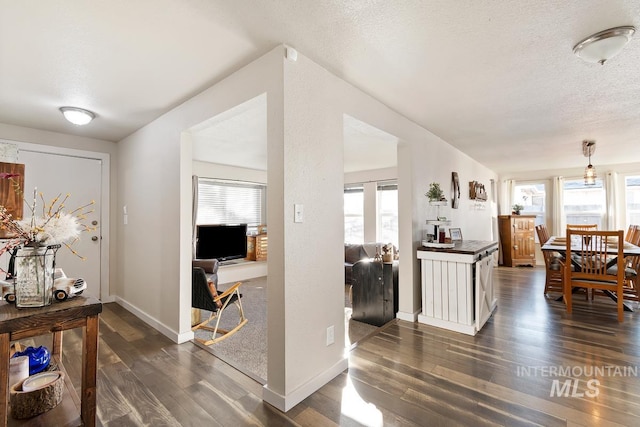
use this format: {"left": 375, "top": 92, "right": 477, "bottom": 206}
{"left": 344, "top": 167, "right": 397, "bottom": 185}
{"left": 192, "top": 160, "right": 267, "bottom": 183}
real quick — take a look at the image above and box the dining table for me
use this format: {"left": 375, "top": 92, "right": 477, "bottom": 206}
{"left": 541, "top": 235, "right": 640, "bottom": 311}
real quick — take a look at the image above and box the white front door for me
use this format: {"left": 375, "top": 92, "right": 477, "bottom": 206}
{"left": 19, "top": 150, "right": 102, "bottom": 299}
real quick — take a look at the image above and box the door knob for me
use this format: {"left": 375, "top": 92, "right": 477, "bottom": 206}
{"left": 91, "top": 236, "right": 98, "bottom": 241}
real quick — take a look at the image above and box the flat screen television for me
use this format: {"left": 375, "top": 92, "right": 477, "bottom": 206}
{"left": 196, "top": 224, "right": 247, "bottom": 261}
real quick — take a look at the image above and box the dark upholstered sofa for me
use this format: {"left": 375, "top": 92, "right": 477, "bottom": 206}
{"left": 345, "top": 243, "right": 397, "bottom": 285}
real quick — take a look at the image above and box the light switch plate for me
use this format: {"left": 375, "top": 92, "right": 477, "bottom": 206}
{"left": 294, "top": 204, "right": 304, "bottom": 223}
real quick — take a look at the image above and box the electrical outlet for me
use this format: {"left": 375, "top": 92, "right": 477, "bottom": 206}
{"left": 326, "top": 325, "right": 335, "bottom": 346}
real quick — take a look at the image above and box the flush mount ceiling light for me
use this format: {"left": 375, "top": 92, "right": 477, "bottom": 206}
{"left": 583, "top": 140, "right": 597, "bottom": 185}
{"left": 59, "top": 107, "right": 95, "bottom": 126}
{"left": 573, "top": 26, "right": 636, "bottom": 65}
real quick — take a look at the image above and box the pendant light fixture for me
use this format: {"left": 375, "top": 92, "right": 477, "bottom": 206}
{"left": 583, "top": 140, "right": 597, "bottom": 185}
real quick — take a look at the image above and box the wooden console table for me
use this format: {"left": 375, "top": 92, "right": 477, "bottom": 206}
{"left": 0, "top": 296, "right": 102, "bottom": 427}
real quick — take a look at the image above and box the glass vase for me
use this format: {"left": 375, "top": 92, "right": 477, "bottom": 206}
{"left": 14, "top": 245, "right": 58, "bottom": 308}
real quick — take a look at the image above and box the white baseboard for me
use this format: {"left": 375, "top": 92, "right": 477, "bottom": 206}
{"left": 114, "top": 296, "right": 191, "bottom": 343}
{"left": 396, "top": 309, "right": 419, "bottom": 322}
{"left": 262, "top": 356, "right": 348, "bottom": 412}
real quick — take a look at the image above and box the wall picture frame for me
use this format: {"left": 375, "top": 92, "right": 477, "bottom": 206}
{"left": 449, "top": 227, "right": 462, "bottom": 241}
{"left": 0, "top": 162, "right": 24, "bottom": 239}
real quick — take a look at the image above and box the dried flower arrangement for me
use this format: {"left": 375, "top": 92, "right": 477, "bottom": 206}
{"left": 0, "top": 175, "right": 95, "bottom": 260}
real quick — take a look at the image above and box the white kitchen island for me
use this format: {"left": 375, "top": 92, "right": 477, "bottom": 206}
{"left": 417, "top": 240, "right": 498, "bottom": 336}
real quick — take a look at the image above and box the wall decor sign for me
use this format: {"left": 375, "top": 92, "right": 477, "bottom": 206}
{"left": 0, "top": 162, "right": 25, "bottom": 238}
{"left": 469, "top": 180, "right": 487, "bottom": 201}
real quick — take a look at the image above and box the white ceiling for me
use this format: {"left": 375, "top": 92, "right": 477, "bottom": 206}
{"left": 190, "top": 95, "right": 398, "bottom": 172}
{"left": 1, "top": 1, "right": 639, "bottom": 175}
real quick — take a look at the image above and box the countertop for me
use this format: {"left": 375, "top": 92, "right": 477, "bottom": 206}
{"left": 418, "top": 240, "right": 498, "bottom": 255}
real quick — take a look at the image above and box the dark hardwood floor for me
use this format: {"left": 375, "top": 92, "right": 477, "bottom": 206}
{"left": 20, "top": 266, "right": 640, "bottom": 426}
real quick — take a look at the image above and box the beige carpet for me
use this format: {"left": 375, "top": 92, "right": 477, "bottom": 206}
{"left": 193, "top": 277, "right": 378, "bottom": 384}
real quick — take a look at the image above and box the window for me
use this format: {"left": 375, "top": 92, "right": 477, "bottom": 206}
{"left": 513, "top": 182, "right": 547, "bottom": 242}
{"left": 514, "top": 182, "right": 546, "bottom": 223}
{"left": 625, "top": 175, "right": 640, "bottom": 227}
{"left": 563, "top": 178, "right": 605, "bottom": 229}
{"left": 377, "top": 181, "right": 398, "bottom": 246}
{"left": 344, "top": 185, "right": 364, "bottom": 244}
{"left": 514, "top": 182, "right": 546, "bottom": 241}
{"left": 197, "top": 178, "right": 266, "bottom": 233}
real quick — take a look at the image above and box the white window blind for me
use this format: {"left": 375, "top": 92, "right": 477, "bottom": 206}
{"left": 197, "top": 178, "right": 265, "bottom": 227}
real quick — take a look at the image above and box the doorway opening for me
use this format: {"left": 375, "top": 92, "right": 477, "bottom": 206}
{"left": 342, "top": 115, "right": 399, "bottom": 347}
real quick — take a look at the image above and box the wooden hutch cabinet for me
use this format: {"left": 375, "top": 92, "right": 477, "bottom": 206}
{"left": 498, "top": 215, "right": 536, "bottom": 267}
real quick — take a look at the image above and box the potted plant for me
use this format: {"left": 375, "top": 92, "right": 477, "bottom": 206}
{"left": 426, "top": 182, "right": 446, "bottom": 203}
{"left": 512, "top": 203, "right": 524, "bottom": 215}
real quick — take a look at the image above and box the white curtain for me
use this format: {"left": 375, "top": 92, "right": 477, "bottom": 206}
{"left": 192, "top": 175, "right": 199, "bottom": 259}
{"left": 501, "top": 179, "right": 516, "bottom": 215}
{"left": 552, "top": 176, "right": 564, "bottom": 236}
{"left": 605, "top": 171, "right": 619, "bottom": 230}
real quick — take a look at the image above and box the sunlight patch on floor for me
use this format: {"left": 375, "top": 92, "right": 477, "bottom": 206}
{"left": 340, "top": 376, "right": 383, "bottom": 426}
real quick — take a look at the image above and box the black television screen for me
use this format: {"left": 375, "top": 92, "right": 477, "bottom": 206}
{"left": 196, "top": 224, "right": 247, "bottom": 261}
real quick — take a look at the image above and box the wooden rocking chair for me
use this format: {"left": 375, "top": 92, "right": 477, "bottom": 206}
{"left": 191, "top": 267, "right": 247, "bottom": 345}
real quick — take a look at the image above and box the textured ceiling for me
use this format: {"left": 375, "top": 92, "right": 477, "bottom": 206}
{"left": 1, "top": 1, "right": 639, "bottom": 175}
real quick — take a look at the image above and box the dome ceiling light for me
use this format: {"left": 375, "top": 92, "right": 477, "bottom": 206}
{"left": 573, "top": 26, "right": 635, "bottom": 65}
{"left": 59, "top": 107, "right": 95, "bottom": 126}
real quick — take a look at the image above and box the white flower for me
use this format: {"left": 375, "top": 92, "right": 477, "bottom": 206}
{"left": 18, "top": 213, "right": 81, "bottom": 245}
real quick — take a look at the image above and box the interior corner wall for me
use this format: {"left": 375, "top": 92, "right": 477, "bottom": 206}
{"left": 263, "top": 48, "right": 348, "bottom": 410}
{"left": 113, "top": 39, "right": 498, "bottom": 412}
{"left": 115, "top": 47, "right": 283, "bottom": 343}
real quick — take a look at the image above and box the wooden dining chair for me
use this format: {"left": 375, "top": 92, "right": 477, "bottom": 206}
{"left": 564, "top": 229, "right": 625, "bottom": 322}
{"left": 624, "top": 224, "right": 638, "bottom": 243}
{"left": 535, "top": 224, "right": 551, "bottom": 244}
{"left": 566, "top": 224, "right": 598, "bottom": 231}
{"left": 535, "top": 224, "right": 564, "bottom": 295}
{"left": 621, "top": 225, "right": 640, "bottom": 302}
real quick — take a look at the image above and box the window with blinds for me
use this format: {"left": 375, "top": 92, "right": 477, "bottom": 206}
{"left": 197, "top": 178, "right": 266, "bottom": 229}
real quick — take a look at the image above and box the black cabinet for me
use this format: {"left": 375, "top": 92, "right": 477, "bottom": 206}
{"left": 351, "top": 260, "right": 398, "bottom": 327}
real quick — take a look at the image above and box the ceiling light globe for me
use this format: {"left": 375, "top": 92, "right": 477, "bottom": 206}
{"left": 573, "top": 26, "right": 635, "bottom": 64}
{"left": 60, "top": 107, "right": 95, "bottom": 125}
